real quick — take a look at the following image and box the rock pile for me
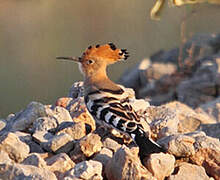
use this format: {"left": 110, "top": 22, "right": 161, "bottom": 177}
{"left": 0, "top": 33, "right": 220, "bottom": 180}
{"left": 0, "top": 80, "right": 219, "bottom": 180}
{"left": 119, "top": 33, "right": 220, "bottom": 108}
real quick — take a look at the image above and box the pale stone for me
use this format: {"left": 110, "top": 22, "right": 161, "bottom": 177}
{"left": 129, "top": 98, "right": 150, "bottom": 112}
{"left": 166, "top": 101, "right": 216, "bottom": 133}
{"left": 55, "top": 97, "right": 73, "bottom": 108}
{"left": 79, "top": 133, "right": 102, "bottom": 157}
{"left": 0, "top": 163, "right": 57, "bottom": 180}
{"left": 41, "top": 133, "right": 74, "bottom": 154}
{"left": 158, "top": 134, "right": 195, "bottom": 157}
{"left": 105, "top": 145, "right": 155, "bottom": 180}
{"left": 5, "top": 113, "right": 15, "bottom": 122}
{"left": 190, "top": 148, "right": 220, "bottom": 180}
{"left": 0, "top": 119, "right": 6, "bottom": 132}
{"left": 30, "top": 116, "right": 58, "bottom": 133}
{"left": 13, "top": 131, "right": 45, "bottom": 153}
{"left": 168, "top": 162, "right": 209, "bottom": 180}
{"left": 102, "top": 138, "right": 121, "bottom": 153}
{"left": 69, "top": 97, "right": 96, "bottom": 132}
{"left": 46, "top": 153, "right": 75, "bottom": 178}
{"left": 0, "top": 150, "right": 12, "bottom": 164}
{"left": 62, "top": 160, "right": 103, "bottom": 180}
{"left": 11, "top": 101, "right": 47, "bottom": 131}
{"left": 147, "top": 105, "right": 179, "bottom": 138}
{"left": 145, "top": 153, "right": 175, "bottom": 180}
{"left": 32, "top": 130, "right": 54, "bottom": 144}
{"left": 0, "top": 132, "right": 30, "bottom": 162}
{"left": 188, "top": 131, "right": 220, "bottom": 150}
{"left": 38, "top": 152, "right": 53, "bottom": 160}
{"left": 58, "top": 121, "right": 86, "bottom": 140}
{"left": 47, "top": 106, "right": 73, "bottom": 124}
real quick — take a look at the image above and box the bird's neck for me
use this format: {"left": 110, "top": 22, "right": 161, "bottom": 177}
{"left": 83, "top": 71, "right": 121, "bottom": 95}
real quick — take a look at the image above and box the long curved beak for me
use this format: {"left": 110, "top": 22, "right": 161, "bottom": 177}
{"left": 56, "top": 56, "right": 79, "bottom": 62}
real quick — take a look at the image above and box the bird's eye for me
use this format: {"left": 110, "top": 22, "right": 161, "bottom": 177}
{"left": 87, "top": 59, "right": 94, "bottom": 64}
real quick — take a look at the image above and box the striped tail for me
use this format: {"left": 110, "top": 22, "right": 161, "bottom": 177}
{"left": 131, "top": 128, "right": 166, "bottom": 159}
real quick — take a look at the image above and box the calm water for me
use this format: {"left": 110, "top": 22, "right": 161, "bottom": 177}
{"left": 0, "top": 0, "right": 220, "bottom": 118}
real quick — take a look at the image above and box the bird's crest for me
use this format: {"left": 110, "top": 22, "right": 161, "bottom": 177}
{"left": 82, "top": 43, "right": 129, "bottom": 64}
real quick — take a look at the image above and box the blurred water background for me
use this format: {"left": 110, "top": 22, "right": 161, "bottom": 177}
{"left": 0, "top": 0, "right": 220, "bottom": 118}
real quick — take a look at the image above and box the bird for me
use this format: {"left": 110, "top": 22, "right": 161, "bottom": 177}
{"left": 56, "top": 43, "right": 166, "bottom": 157}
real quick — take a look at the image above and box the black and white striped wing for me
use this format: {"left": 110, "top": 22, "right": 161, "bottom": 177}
{"left": 84, "top": 89, "right": 166, "bottom": 156}
{"left": 85, "top": 89, "right": 143, "bottom": 133}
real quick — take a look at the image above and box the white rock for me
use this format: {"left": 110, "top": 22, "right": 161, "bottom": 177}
{"left": 63, "top": 160, "right": 103, "bottom": 180}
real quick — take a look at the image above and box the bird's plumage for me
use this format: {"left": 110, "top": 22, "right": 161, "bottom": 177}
{"left": 57, "top": 43, "right": 166, "bottom": 157}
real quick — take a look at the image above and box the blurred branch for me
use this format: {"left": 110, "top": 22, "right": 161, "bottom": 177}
{"left": 150, "top": 0, "right": 166, "bottom": 20}
{"left": 172, "top": 0, "right": 220, "bottom": 6}
{"left": 150, "top": 0, "right": 220, "bottom": 20}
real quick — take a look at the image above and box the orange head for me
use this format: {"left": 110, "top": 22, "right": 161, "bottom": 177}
{"left": 57, "top": 43, "right": 129, "bottom": 77}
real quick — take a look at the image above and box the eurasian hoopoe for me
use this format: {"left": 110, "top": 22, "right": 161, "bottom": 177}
{"left": 57, "top": 43, "right": 166, "bottom": 157}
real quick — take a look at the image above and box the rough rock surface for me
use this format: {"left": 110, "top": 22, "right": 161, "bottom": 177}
{"left": 102, "top": 138, "right": 122, "bottom": 153}
{"left": 145, "top": 153, "right": 175, "bottom": 180}
{"left": 46, "top": 153, "right": 75, "bottom": 178}
{"left": 10, "top": 101, "right": 47, "bottom": 132}
{"left": 57, "top": 121, "right": 87, "bottom": 140}
{"left": 55, "top": 97, "right": 73, "bottom": 108}
{"left": 62, "top": 160, "right": 103, "bottom": 180}
{"left": 190, "top": 148, "right": 220, "bottom": 180}
{"left": 168, "top": 162, "right": 210, "bottom": 180}
{"left": 30, "top": 116, "right": 58, "bottom": 133}
{"left": 0, "top": 132, "right": 30, "bottom": 162}
{"left": 158, "top": 131, "right": 220, "bottom": 159}
{"left": 73, "top": 133, "right": 103, "bottom": 158}
{"left": 41, "top": 133, "right": 74, "bottom": 154}
{"left": 45, "top": 106, "right": 73, "bottom": 125}
{"left": 165, "top": 101, "right": 216, "bottom": 133}
{"left": 189, "top": 131, "right": 220, "bottom": 151}
{"left": 105, "top": 146, "right": 155, "bottom": 180}
{"left": 0, "top": 150, "right": 12, "bottom": 164}
{"left": 69, "top": 133, "right": 103, "bottom": 164}
{"left": 32, "top": 130, "right": 54, "bottom": 144}
{"left": 67, "top": 97, "right": 96, "bottom": 132}
{"left": 0, "top": 163, "right": 57, "bottom": 180}
{"left": 146, "top": 105, "right": 179, "bottom": 139}
{"left": 158, "top": 134, "right": 196, "bottom": 157}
